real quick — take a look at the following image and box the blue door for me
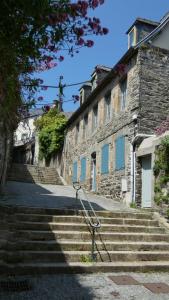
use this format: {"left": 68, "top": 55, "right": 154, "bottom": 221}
{"left": 92, "top": 158, "right": 96, "bottom": 191}
{"left": 141, "top": 155, "right": 152, "bottom": 208}
{"left": 72, "top": 161, "right": 78, "bottom": 183}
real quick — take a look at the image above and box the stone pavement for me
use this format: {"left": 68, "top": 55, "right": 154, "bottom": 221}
{"left": 1, "top": 181, "right": 132, "bottom": 211}
{"left": 0, "top": 272, "right": 169, "bottom": 300}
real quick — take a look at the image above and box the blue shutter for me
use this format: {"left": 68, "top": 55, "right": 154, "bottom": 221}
{"left": 80, "top": 157, "right": 86, "bottom": 182}
{"left": 115, "top": 136, "right": 125, "bottom": 170}
{"left": 72, "top": 161, "right": 78, "bottom": 182}
{"left": 101, "top": 144, "right": 109, "bottom": 174}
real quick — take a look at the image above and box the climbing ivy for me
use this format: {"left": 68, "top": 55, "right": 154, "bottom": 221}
{"left": 35, "top": 108, "right": 67, "bottom": 161}
{"left": 153, "top": 136, "right": 169, "bottom": 205}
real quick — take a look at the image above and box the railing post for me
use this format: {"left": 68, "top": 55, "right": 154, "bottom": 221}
{"left": 91, "top": 227, "right": 96, "bottom": 261}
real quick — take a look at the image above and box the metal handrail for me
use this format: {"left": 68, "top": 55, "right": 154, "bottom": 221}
{"left": 73, "top": 182, "right": 101, "bottom": 260}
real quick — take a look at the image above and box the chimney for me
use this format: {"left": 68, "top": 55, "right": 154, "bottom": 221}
{"left": 79, "top": 82, "right": 92, "bottom": 106}
{"left": 126, "top": 18, "right": 159, "bottom": 48}
{"left": 91, "top": 65, "right": 111, "bottom": 91}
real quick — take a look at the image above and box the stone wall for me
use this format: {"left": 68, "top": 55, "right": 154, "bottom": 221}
{"left": 135, "top": 46, "right": 169, "bottom": 205}
{"left": 63, "top": 45, "right": 169, "bottom": 205}
{"left": 0, "top": 124, "right": 12, "bottom": 191}
{"left": 63, "top": 52, "right": 141, "bottom": 204}
{"left": 138, "top": 46, "right": 169, "bottom": 133}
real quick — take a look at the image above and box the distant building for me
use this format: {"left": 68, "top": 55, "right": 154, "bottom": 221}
{"left": 62, "top": 13, "right": 169, "bottom": 208}
{"left": 13, "top": 108, "right": 43, "bottom": 164}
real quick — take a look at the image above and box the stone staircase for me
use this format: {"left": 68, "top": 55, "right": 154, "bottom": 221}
{"left": 1, "top": 205, "right": 169, "bottom": 274}
{"left": 8, "top": 163, "right": 63, "bottom": 185}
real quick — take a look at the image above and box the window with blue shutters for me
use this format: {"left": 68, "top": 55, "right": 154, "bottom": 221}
{"left": 80, "top": 157, "right": 86, "bottom": 182}
{"left": 72, "top": 161, "right": 78, "bottom": 182}
{"left": 115, "top": 136, "right": 125, "bottom": 170}
{"left": 101, "top": 144, "right": 109, "bottom": 174}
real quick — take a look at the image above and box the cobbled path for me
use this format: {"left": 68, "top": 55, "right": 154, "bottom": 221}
{"left": 0, "top": 272, "right": 169, "bottom": 300}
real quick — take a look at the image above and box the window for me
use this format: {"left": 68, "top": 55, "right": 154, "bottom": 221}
{"left": 92, "top": 104, "right": 98, "bottom": 130}
{"left": 101, "top": 144, "right": 109, "bottom": 174}
{"left": 128, "top": 28, "right": 135, "bottom": 48}
{"left": 83, "top": 114, "right": 88, "bottom": 139}
{"left": 75, "top": 123, "right": 79, "bottom": 143}
{"left": 72, "top": 161, "right": 78, "bottom": 182}
{"left": 104, "top": 92, "right": 111, "bottom": 122}
{"left": 120, "top": 78, "right": 127, "bottom": 111}
{"left": 115, "top": 136, "right": 125, "bottom": 170}
{"left": 80, "top": 157, "right": 86, "bottom": 182}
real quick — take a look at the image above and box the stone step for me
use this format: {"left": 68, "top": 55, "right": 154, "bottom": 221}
{"left": 15, "top": 230, "right": 169, "bottom": 242}
{"left": 8, "top": 163, "right": 63, "bottom": 185}
{"left": 16, "top": 214, "right": 158, "bottom": 226}
{"left": 2, "top": 261, "right": 169, "bottom": 275}
{"left": 15, "top": 222, "right": 165, "bottom": 234}
{"left": 7, "top": 240, "right": 169, "bottom": 252}
{"left": 5, "top": 250, "right": 169, "bottom": 264}
{"left": 15, "top": 209, "right": 153, "bottom": 219}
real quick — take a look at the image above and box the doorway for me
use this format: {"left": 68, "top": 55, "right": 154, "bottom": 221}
{"left": 91, "top": 152, "right": 96, "bottom": 192}
{"left": 141, "top": 155, "right": 152, "bottom": 208}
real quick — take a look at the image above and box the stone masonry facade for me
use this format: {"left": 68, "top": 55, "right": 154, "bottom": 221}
{"left": 62, "top": 45, "right": 169, "bottom": 206}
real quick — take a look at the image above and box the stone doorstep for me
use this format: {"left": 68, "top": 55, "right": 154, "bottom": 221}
{"left": 1, "top": 261, "right": 169, "bottom": 275}
{"left": 14, "top": 210, "right": 154, "bottom": 219}
{"left": 14, "top": 222, "right": 165, "bottom": 234}
{"left": 16, "top": 230, "right": 169, "bottom": 242}
{"left": 16, "top": 214, "right": 158, "bottom": 223}
{"left": 5, "top": 250, "right": 169, "bottom": 264}
{"left": 6, "top": 241, "right": 169, "bottom": 252}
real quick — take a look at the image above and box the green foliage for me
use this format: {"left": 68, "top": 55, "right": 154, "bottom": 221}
{"left": 161, "top": 194, "right": 169, "bottom": 204}
{"left": 167, "top": 209, "right": 169, "bottom": 219}
{"left": 80, "top": 255, "right": 94, "bottom": 263}
{"left": 0, "top": 0, "right": 107, "bottom": 125}
{"left": 35, "top": 108, "right": 67, "bottom": 161}
{"left": 154, "top": 183, "right": 161, "bottom": 193}
{"left": 154, "top": 136, "right": 169, "bottom": 205}
{"left": 130, "top": 202, "right": 137, "bottom": 209}
{"left": 154, "top": 195, "right": 162, "bottom": 206}
{"left": 159, "top": 176, "right": 169, "bottom": 186}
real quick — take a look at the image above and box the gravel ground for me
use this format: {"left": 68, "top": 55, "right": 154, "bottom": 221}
{"left": 0, "top": 272, "right": 169, "bottom": 300}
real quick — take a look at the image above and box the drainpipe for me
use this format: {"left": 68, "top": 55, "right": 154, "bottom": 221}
{"left": 131, "top": 133, "right": 155, "bottom": 204}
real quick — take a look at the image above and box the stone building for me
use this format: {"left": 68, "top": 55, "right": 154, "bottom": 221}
{"left": 62, "top": 13, "right": 169, "bottom": 208}
{"left": 13, "top": 108, "right": 43, "bottom": 165}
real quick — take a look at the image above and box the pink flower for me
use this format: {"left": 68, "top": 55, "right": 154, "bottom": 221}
{"left": 86, "top": 40, "right": 94, "bottom": 47}
{"left": 91, "top": 0, "right": 99, "bottom": 8}
{"left": 103, "top": 27, "right": 109, "bottom": 35}
{"left": 77, "top": 38, "right": 85, "bottom": 45}
{"left": 76, "top": 28, "right": 84, "bottom": 36}
{"left": 59, "top": 56, "right": 64, "bottom": 62}
{"left": 38, "top": 96, "right": 44, "bottom": 101}
{"left": 42, "top": 86, "right": 48, "bottom": 91}
{"left": 44, "top": 105, "right": 50, "bottom": 112}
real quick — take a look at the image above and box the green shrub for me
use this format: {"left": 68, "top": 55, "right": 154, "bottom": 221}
{"left": 154, "top": 136, "right": 169, "bottom": 205}
{"left": 130, "top": 202, "right": 137, "bottom": 209}
{"left": 34, "top": 108, "right": 67, "bottom": 161}
{"left": 154, "top": 195, "right": 162, "bottom": 206}
{"left": 154, "top": 184, "right": 161, "bottom": 193}
{"left": 167, "top": 209, "right": 169, "bottom": 219}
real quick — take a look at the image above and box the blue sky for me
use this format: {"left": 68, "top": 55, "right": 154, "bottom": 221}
{"left": 36, "top": 0, "right": 169, "bottom": 112}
